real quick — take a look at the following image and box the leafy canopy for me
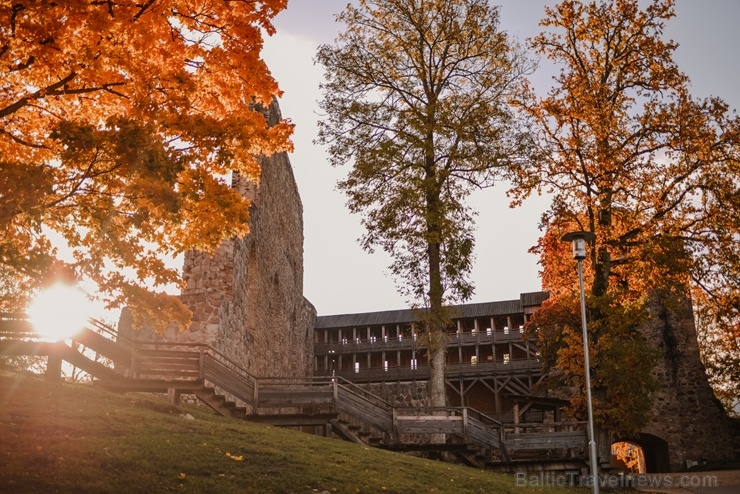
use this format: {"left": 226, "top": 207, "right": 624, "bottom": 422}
{"left": 0, "top": 0, "right": 292, "bottom": 327}
{"left": 316, "top": 0, "right": 534, "bottom": 306}
{"left": 516, "top": 0, "right": 740, "bottom": 431}
{"left": 316, "top": 0, "right": 534, "bottom": 407}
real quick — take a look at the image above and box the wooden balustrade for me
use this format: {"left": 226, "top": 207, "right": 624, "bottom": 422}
{"left": 315, "top": 330, "right": 532, "bottom": 354}
{"left": 0, "top": 315, "right": 585, "bottom": 463}
{"left": 316, "top": 358, "right": 541, "bottom": 383}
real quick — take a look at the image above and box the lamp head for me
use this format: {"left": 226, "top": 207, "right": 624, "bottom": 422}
{"left": 560, "top": 231, "right": 596, "bottom": 260}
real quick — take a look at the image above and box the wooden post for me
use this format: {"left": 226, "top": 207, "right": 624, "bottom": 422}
{"left": 332, "top": 377, "right": 338, "bottom": 412}
{"left": 130, "top": 347, "right": 138, "bottom": 378}
{"left": 168, "top": 388, "right": 180, "bottom": 405}
{"left": 461, "top": 408, "right": 470, "bottom": 443}
{"left": 513, "top": 402, "right": 520, "bottom": 434}
{"left": 45, "top": 351, "right": 62, "bottom": 381}
{"left": 499, "top": 426, "right": 511, "bottom": 462}
{"left": 198, "top": 348, "right": 205, "bottom": 381}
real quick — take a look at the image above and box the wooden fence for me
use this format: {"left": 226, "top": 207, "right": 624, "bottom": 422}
{"left": 0, "top": 315, "right": 588, "bottom": 463}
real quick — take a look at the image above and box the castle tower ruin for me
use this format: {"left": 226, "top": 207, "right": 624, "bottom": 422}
{"left": 120, "top": 101, "right": 316, "bottom": 379}
{"left": 631, "top": 291, "right": 735, "bottom": 472}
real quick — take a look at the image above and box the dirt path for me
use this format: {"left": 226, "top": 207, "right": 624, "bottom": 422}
{"left": 635, "top": 470, "right": 740, "bottom": 494}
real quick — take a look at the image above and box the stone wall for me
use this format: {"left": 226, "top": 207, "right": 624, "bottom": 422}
{"left": 362, "top": 381, "right": 431, "bottom": 408}
{"left": 344, "top": 291, "right": 737, "bottom": 472}
{"left": 121, "top": 101, "right": 315, "bottom": 380}
{"left": 354, "top": 381, "right": 431, "bottom": 447}
{"left": 638, "top": 291, "right": 735, "bottom": 471}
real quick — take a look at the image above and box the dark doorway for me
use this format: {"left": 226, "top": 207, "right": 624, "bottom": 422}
{"left": 613, "top": 433, "right": 670, "bottom": 473}
{"left": 612, "top": 441, "right": 646, "bottom": 473}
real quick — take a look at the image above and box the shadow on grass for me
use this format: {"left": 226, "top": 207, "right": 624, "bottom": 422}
{"left": 0, "top": 371, "right": 588, "bottom": 494}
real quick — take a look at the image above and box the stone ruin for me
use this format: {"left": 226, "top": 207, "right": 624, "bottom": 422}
{"left": 119, "top": 100, "right": 316, "bottom": 379}
{"left": 117, "top": 100, "right": 737, "bottom": 472}
{"left": 636, "top": 290, "right": 736, "bottom": 471}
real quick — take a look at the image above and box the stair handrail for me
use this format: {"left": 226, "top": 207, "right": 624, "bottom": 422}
{"left": 0, "top": 313, "right": 41, "bottom": 339}
{"left": 332, "top": 380, "right": 395, "bottom": 437}
{"left": 130, "top": 340, "right": 259, "bottom": 389}
{"left": 255, "top": 375, "right": 335, "bottom": 385}
{"left": 393, "top": 406, "right": 467, "bottom": 415}
{"left": 88, "top": 318, "right": 135, "bottom": 347}
{"left": 504, "top": 420, "right": 587, "bottom": 434}
{"left": 465, "top": 407, "right": 504, "bottom": 428}
{"left": 65, "top": 322, "right": 261, "bottom": 398}
{"left": 125, "top": 340, "right": 249, "bottom": 377}
{"left": 2, "top": 317, "right": 514, "bottom": 461}
{"left": 0, "top": 312, "right": 29, "bottom": 319}
{"left": 332, "top": 376, "right": 394, "bottom": 411}
{"left": 461, "top": 406, "right": 509, "bottom": 459}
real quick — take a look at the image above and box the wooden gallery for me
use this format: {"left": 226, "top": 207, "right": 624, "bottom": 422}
{"left": 314, "top": 292, "right": 548, "bottom": 423}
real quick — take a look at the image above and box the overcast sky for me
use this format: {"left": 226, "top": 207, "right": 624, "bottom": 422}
{"left": 261, "top": 0, "right": 740, "bottom": 317}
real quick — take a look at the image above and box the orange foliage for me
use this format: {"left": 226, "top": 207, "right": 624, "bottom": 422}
{"left": 516, "top": 0, "right": 740, "bottom": 433}
{"left": 0, "top": 1, "right": 292, "bottom": 328}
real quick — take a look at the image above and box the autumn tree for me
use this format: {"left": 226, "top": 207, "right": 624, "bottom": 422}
{"left": 0, "top": 1, "right": 293, "bottom": 328}
{"left": 316, "top": 0, "right": 534, "bottom": 407}
{"left": 697, "top": 311, "right": 740, "bottom": 417}
{"left": 514, "top": 0, "right": 740, "bottom": 434}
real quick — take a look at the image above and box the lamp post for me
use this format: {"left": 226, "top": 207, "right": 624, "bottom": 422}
{"left": 561, "top": 231, "right": 599, "bottom": 494}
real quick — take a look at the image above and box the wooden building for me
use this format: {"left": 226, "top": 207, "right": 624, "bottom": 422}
{"left": 314, "top": 292, "right": 555, "bottom": 423}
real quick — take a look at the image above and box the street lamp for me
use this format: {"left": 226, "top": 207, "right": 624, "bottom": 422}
{"left": 561, "top": 231, "right": 599, "bottom": 494}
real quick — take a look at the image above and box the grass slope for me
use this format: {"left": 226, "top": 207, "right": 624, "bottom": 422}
{"left": 0, "top": 372, "right": 587, "bottom": 494}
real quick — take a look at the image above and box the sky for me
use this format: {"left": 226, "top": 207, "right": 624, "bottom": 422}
{"left": 261, "top": 0, "right": 740, "bottom": 317}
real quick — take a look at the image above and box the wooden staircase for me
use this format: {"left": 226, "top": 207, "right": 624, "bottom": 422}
{"left": 0, "top": 314, "right": 589, "bottom": 468}
{"left": 192, "top": 387, "right": 248, "bottom": 420}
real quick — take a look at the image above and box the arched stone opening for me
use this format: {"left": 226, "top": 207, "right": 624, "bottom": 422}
{"left": 612, "top": 433, "right": 671, "bottom": 473}
{"left": 612, "top": 441, "right": 646, "bottom": 474}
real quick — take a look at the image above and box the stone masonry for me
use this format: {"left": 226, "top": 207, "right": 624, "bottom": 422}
{"left": 120, "top": 100, "right": 315, "bottom": 380}
{"left": 637, "top": 290, "right": 735, "bottom": 471}
{"left": 114, "top": 100, "right": 735, "bottom": 471}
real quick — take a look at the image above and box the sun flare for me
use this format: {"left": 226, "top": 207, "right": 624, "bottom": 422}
{"left": 27, "top": 283, "right": 93, "bottom": 340}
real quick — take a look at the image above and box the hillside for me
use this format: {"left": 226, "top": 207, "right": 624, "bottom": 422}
{"left": 0, "top": 372, "right": 588, "bottom": 494}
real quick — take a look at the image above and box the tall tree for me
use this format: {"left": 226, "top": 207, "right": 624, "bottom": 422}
{"left": 0, "top": 1, "right": 293, "bottom": 328}
{"left": 316, "top": 0, "right": 534, "bottom": 407}
{"left": 513, "top": 0, "right": 740, "bottom": 433}
{"left": 696, "top": 302, "right": 740, "bottom": 417}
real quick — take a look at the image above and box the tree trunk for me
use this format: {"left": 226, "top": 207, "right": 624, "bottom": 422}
{"left": 425, "top": 157, "right": 447, "bottom": 409}
{"left": 427, "top": 227, "right": 448, "bottom": 448}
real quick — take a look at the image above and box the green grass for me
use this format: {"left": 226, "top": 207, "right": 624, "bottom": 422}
{"left": 0, "top": 371, "right": 590, "bottom": 494}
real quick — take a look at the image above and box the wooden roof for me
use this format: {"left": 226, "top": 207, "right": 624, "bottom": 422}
{"left": 315, "top": 291, "right": 549, "bottom": 329}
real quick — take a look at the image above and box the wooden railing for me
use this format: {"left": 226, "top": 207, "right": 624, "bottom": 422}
{"left": 0, "top": 315, "right": 588, "bottom": 462}
{"left": 394, "top": 407, "right": 470, "bottom": 438}
{"left": 466, "top": 408, "right": 507, "bottom": 454}
{"left": 315, "top": 330, "right": 533, "bottom": 354}
{"left": 203, "top": 352, "right": 256, "bottom": 406}
{"left": 391, "top": 406, "right": 508, "bottom": 456}
{"left": 334, "top": 377, "right": 394, "bottom": 434}
{"left": 253, "top": 376, "right": 334, "bottom": 409}
{"left": 316, "top": 358, "right": 541, "bottom": 383}
{"left": 503, "top": 422, "right": 588, "bottom": 453}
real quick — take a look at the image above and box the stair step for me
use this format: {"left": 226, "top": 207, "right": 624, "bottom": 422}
{"left": 248, "top": 412, "right": 339, "bottom": 427}
{"left": 21, "top": 326, "right": 516, "bottom": 469}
